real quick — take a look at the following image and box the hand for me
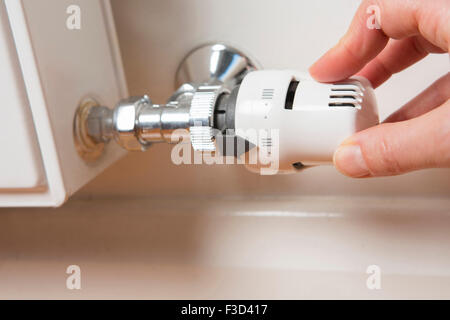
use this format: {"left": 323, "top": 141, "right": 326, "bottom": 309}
{"left": 310, "top": 0, "right": 450, "bottom": 178}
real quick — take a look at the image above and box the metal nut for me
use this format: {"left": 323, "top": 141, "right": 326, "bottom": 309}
{"left": 113, "top": 95, "right": 151, "bottom": 151}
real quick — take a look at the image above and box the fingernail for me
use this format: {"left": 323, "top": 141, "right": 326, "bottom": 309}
{"left": 334, "top": 144, "right": 370, "bottom": 178}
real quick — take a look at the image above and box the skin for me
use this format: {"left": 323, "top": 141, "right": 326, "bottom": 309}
{"left": 309, "top": 0, "right": 450, "bottom": 178}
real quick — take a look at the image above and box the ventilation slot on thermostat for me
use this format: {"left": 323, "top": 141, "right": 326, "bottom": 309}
{"left": 329, "top": 83, "right": 363, "bottom": 109}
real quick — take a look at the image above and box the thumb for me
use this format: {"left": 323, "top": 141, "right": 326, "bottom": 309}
{"left": 333, "top": 100, "right": 450, "bottom": 178}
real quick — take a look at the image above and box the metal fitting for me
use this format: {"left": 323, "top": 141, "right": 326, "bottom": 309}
{"left": 189, "top": 85, "right": 229, "bottom": 151}
{"left": 112, "top": 96, "right": 152, "bottom": 151}
{"left": 73, "top": 43, "right": 259, "bottom": 162}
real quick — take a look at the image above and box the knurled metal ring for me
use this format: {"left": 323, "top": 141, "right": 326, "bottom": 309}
{"left": 189, "top": 85, "right": 229, "bottom": 151}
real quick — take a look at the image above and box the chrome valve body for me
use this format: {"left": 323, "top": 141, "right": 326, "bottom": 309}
{"left": 74, "top": 43, "right": 259, "bottom": 161}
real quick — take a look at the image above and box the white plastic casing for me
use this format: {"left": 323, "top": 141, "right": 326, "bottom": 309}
{"left": 234, "top": 70, "right": 379, "bottom": 174}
